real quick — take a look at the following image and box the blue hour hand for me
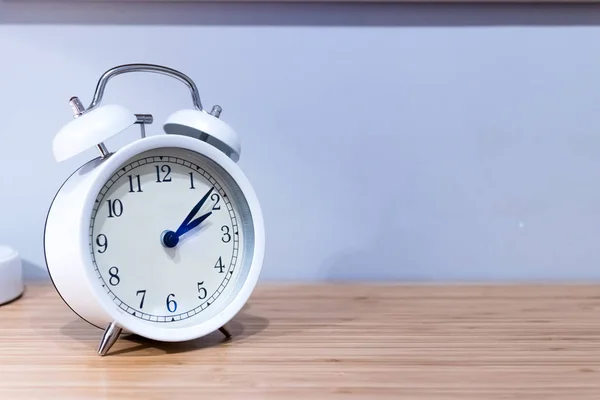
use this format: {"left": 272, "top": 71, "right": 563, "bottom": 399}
{"left": 177, "top": 211, "right": 212, "bottom": 237}
{"left": 161, "top": 187, "right": 214, "bottom": 248}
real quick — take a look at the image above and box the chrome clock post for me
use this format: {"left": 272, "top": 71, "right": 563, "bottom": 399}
{"left": 98, "top": 321, "right": 123, "bottom": 356}
{"left": 69, "top": 97, "right": 110, "bottom": 158}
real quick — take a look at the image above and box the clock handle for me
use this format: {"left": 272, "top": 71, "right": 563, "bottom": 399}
{"left": 85, "top": 63, "right": 205, "bottom": 112}
{"left": 56, "top": 63, "right": 238, "bottom": 162}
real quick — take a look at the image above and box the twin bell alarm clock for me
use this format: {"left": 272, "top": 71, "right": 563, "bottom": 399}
{"left": 44, "top": 64, "right": 265, "bottom": 356}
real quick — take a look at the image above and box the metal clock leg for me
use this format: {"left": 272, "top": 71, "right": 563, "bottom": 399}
{"left": 218, "top": 325, "right": 232, "bottom": 339}
{"left": 98, "top": 321, "right": 122, "bottom": 356}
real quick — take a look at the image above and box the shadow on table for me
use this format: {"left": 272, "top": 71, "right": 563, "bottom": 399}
{"left": 59, "top": 304, "right": 269, "bottom": 357}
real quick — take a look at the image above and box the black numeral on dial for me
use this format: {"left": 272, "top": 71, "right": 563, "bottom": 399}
{"left": 214, "top": 256, "right": 225, "bottom": 273}
{"left": 108, "top": 266, "right": 120, "bottom": 286}
{"left": 211, "top": 193, "right": 221, "bottom": 210}
{"left": 136, "top": 290, "right": 146, "bottom": 309}
{"left": 197, "top": 282, "right": 207, "bottom": 299}
{"left": 107, "top": 199, "right": 123, "bottom": 218}
{"left": 155, "top": 165, "right": 172, "bottom": 182}
{"left": 128, "top": 175, "right": 142, "bottom": 192}
{"left": 221, "top": 225, "right": 231, "bottom": 243}
{"left": 96, "top": 234, "right": 108, "bottom": 253}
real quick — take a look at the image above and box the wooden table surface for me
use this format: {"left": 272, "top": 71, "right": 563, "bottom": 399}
{"left": 1, "top": 283, "right": 600, "bottom": 399}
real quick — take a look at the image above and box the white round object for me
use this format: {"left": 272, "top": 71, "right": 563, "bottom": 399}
{"left": 53, "top": 104, "right": 137, "bottom": 162}
{"left": 44, "top": 134, "right": 265, "bottom": 342}
{"left": 0, "top": 246, "right": 23, "bottom": 305}
{"left": 163, "top": 109, "right": 241, "bottom": 162}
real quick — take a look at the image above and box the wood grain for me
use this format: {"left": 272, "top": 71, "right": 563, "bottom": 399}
{"left": 1, "top": 283, "right": 600, "bottom": 399}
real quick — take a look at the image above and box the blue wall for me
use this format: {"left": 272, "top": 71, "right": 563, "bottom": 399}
{"left": 2, "top": 2, "right": 600, "bottom": 281}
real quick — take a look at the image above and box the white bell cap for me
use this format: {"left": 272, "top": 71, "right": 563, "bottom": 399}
{"left": 0, "top": 246, "right": 23, "bottom": 305}
{"left": 163, "top": 109, "right": 241, "bottom": 162}
{"left": 53, "top": 104, "right": 137, "bottom": 162}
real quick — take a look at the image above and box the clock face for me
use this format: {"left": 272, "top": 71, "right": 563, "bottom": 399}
{"left": 89, "top": 147, "right": 254, "bottom": 326}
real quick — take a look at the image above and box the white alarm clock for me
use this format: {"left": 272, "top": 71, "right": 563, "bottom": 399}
{"left": 43, "top": 64, "right": 265, "bottom": 356}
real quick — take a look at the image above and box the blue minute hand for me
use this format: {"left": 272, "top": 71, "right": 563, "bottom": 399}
{"left": 177, "top": 187, "right": 214, "bottom": 234}
{"left": 161, "top": 187, "right": 214, "bottom": 248}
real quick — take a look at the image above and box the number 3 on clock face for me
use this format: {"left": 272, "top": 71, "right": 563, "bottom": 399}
{"left": 90, "top": 147, "right": 253, "bottom": 324}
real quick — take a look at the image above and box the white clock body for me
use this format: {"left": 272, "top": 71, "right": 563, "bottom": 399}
{"left": 44, "top": 134, "right": 265, "bottom": 342}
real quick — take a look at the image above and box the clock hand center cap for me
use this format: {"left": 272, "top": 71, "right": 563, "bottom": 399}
{"left": 161, "top": 230, "right": 179, "bottom": 248}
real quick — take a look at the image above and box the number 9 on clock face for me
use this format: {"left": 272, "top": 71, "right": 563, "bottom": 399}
{"left": 90, "top": 147, "right": 254, "bottom": 326}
